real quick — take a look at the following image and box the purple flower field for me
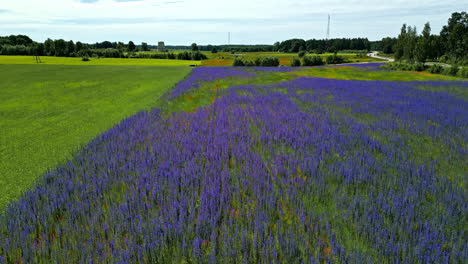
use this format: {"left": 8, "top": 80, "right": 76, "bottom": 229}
{"left": 1, "top": 67, "right": 467, "bottom": 263}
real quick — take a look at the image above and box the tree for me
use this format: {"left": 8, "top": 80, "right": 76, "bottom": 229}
{"left": 395, "top": 24, "right": 418, "bottom": 62}
{"left": 44, "top": 38, "right": 55, "bottom": 56}
{"left": 404, "top": 26, "right": 418, "bottom": 63}
{"left": 381, "top": 37, "right": 397, "bottom": 54}
{"left": 415, "top": 39, "right": 426, "bottom": 63}
{"left": 440, "top": 12, "right": 468, "bottom": 60}
{"left": 75, "top": 41, "right": 83, "bottom": 53}
{"left": 273, "top": 42, "right": 280, "bottom": 52}
{"left": 66, "top": 40, "right": 75, "bottom": 56}
{"left": 128, "top": 41, "right": 136, "bottom": 51}
{"left": 415, "top": 22, "right": 431, "bottom": 63}
{"left": 290, "top": 41, "right": 302, "bottom": 53}
{"left": 32, "top": 43, "right": 44, "bottom": 56}
{"left": 394, "top": 24, "right": 407, "bottom": 61}
{"left": 402, "top": 26, "right": 418, "bottom": 63}
{"left": 116, "top": 42, "right": 125, "bottom": 51}
{"left": 431, "top": 35, "right": 444, "bottom": 59}
{"left": 191, "top": 43, "right": 199, "bottom": 51}
{"left": 100, "top": 41, "right": 114, "bottom": 49}
{"left": 141, "top": 42, "right": 149, "bottom": 51}
{"left": 54, "top": 39, "right": 67, "bottom": 57}
{"left": 211, "top": 47, "right": 218, "bottom": 53}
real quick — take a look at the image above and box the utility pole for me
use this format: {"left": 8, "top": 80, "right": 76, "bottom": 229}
{"left": 326, "top": 14, "right": 330, "bottom": 40}
{"left": 228, "top": 32, "right": 231, "bottom": 45}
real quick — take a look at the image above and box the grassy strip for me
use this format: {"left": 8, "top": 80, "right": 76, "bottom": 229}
{"left": 0, "top": 64, "right": 191, "bottom": 208}
{"left": 0, "top": 55, "right": 202, "bottom": 66}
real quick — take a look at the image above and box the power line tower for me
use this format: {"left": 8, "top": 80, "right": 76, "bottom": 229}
{"left": 326, "top": 14, "right": 330, "bottom": 40}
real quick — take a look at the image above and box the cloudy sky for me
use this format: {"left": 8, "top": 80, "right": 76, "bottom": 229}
{"left": 0, "top": 0, "right": 466, "bottom": 45}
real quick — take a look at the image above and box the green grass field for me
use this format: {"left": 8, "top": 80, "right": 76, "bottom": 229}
{"left": 0, "top": 55, "right": 202, "bottom": 66}
{"left": 0, "top": 64, "right": 191, "bottom": 208}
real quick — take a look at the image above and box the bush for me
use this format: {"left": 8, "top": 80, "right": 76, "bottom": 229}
{"left": 290, "top": 57, "right": 301, "bottom": 67}
{"left": 191, "top": 51, "right": 207, "bottom": 61}
{"left": 411, "top": 63, "right": 426, "bottom": 72}
{"left": 444, "top": 65, "right": 459, "bottom": 76}
{"left": 244, "top": 60, "right": 256, "bottom": 67}
{"left": 326, "top": 54, "right": 347, "bottom": 64}
{"left": 439, "top": 55, "right": 448, "bottom": 63}
{"left": 428, "top": 64, "right": 443, "bottom": 74}
{"left": 254, "top": 58, "right": 261, "bottom": 66}
{"left": 260, "top": 57, "right": 280, "bottom": 67}
{"left": 298, "top": 51, "right": 306, "bottom": 58}
{"left": 81, "top": 56, "right": 90, "bottom": 61}
{"left": 233, "top": 58, "right": 244, "bottom": 66}
{"left": 177, "top": 51, "right": 191, "bottom": 60}
{"left": 457, "top": 67, "right": 468, "bottom": 78}
{"left": 232, "top": 57, "right": 280, "bottom": 67}
{"left": 302, "top": 56, "right": 323, "bottom": 66}
{"left": 382, "top": 62, "right": 414, "bottom": 71}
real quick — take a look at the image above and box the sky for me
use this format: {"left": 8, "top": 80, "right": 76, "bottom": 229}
{"left": 0, "top": 0, "right": 466, "bottom": 45}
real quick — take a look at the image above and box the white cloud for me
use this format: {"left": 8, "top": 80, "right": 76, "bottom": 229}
{"left": 0, "top": 0, "right": 466, "bottom": 44}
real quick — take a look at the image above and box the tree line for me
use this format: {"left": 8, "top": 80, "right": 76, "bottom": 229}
{"left": 374, "top": 12, "right": 467, "bottom": 65}
{"left": 1, "top": 12, "right": 465, "bottom": 65}
{"left": 0, "top": 38, "right": 207, "bottom": 61}
{"left": 274, "top": 38, "right": 371, "bottom": 53}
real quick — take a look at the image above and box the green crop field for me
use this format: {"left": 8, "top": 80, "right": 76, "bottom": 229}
{"left": 0, "top": 55, "right": 202, "bottom": 66}
{"left": 0, "top": 64, "right": 191, "bottom": 208}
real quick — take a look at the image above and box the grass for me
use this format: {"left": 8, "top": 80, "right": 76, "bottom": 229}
{"left": 0, "top": 55, "right": 202, "bottom": 66}
{"left": 0, "top": 64, "right": 191, "bottom": 209}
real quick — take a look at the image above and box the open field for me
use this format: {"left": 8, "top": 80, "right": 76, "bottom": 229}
{"left": 0, "top": 65, "right": 191, "bottom": 208}
{"left": 1, "top": 63, "right": 466, "bottom": 262}
{"left": 201, "top": 52, "right": 385, "bottom": 66}
{"left": 0, "top": 55, "right": 202, "bottom": 66}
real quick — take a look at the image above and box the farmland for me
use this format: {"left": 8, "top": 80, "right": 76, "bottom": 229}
{"left": 0, "top": 56, "right": 202, "bottom": 66}
{"left": 0, "top": 65, "right": 191, "bottom": 208}
{"left": 1, "top": 63, "right": 466, "bottom": 263}
{"left": 200, "top": 52, "right": 383, "bottom": 66}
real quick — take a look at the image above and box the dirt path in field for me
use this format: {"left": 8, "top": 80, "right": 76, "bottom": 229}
{"left": 367, "top": 51, "right": 394, "bottom": 62}
{"left": 367, "top": 52, "right": 456, "bottom": 68}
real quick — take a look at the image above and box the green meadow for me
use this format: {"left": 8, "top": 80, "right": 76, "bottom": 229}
{"left": 0, "top": 64, "right": 191, "bottom": 208}
{"left": 0, "top": 55, "right": 202, "bottom": 66}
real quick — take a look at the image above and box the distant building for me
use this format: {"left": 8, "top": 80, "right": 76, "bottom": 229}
{"left": 158, "top": 41, "right": 166, "bottom": 52}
